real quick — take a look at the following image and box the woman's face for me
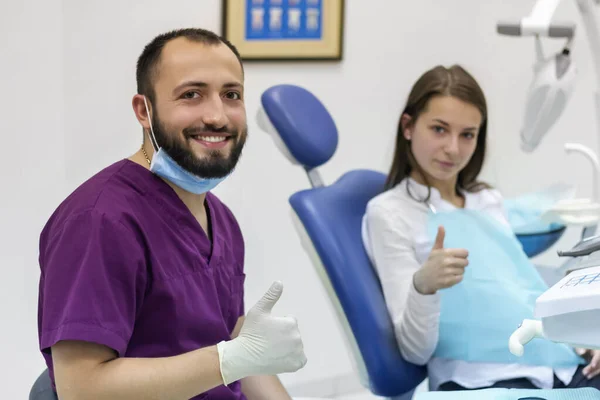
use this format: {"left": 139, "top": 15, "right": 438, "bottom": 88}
{"left": 404, "top": 95, "right": 482, "bottom": 185}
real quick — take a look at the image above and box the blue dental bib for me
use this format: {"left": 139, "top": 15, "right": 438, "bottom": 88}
{"left": 428, "top": 208, "right": 584, "bottom": 368}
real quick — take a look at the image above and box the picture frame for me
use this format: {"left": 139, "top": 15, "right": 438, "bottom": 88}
{"left": 221, "top": 0, "right": 345, "bottom": 61}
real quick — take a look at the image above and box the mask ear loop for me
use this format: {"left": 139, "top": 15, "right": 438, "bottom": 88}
{"left": 143, "top": 96, "right": 160, "bottom": 152}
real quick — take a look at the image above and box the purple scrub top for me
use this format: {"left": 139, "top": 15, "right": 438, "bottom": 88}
{"left": 37, "top": 159, "right": 247, "bottom": 400}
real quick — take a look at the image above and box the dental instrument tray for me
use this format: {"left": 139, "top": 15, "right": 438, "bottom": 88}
{"left": 534, "top": 264, "right": 600, "bottom": 350}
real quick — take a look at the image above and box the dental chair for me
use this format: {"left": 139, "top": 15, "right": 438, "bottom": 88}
{"left": 257, "top": 84, "right": 427, "bottom": 399}
{"left": 29, "top": 369, "right": 57, "bottom": 400}
{"left": 257, "top": 84, "right": 577, "bottom": 399}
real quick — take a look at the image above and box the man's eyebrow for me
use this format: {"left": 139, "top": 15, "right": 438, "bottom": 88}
{"left": 223, "top": 82, "right": 243, "bottom": 90}
{"left": 172, "top": 81, "right": 243, "bottom": 94}
{"left": 172, "top": 81, "right": 208, "bottom": 94}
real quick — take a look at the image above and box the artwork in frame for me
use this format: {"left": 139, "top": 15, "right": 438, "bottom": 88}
{"left": 222, "top": 0, "right": 345, "bottom": 61}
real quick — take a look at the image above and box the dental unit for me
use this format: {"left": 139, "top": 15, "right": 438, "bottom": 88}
{"left": 498, "top": 0, "right": 600, "bottom": 358}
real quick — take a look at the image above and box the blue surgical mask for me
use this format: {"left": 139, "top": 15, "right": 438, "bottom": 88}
{"left": 143, "top": 97, "right": 227, "bottom": 195}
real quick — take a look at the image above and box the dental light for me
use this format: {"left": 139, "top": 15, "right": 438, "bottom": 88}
{"left": 498, "top": 10, "right": 577, "bottom": 153}
{"left": 497, "top": 0, "right": 597, "bottom": 154}
{"left": 521, "top": 43, "right": 576, "bottom": 153}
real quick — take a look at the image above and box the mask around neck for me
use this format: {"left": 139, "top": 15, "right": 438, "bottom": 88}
{"left": 143, "top": 96, "right": 227, "bottom": 195}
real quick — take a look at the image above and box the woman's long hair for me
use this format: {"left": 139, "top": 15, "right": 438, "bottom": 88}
{"left": 385, "top": 65, "right": 489, "bottom": 201}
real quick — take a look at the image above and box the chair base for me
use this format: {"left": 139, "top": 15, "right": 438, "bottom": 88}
{"left": 29, "top": 369, "right": 58, "bottom": 400}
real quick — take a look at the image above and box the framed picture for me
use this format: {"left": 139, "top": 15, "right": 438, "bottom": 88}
{"left": 222, "top": 0, "right": 345, "bottom": 61}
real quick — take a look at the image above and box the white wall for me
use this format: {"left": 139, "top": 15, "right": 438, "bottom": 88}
{"left": 3, "top": 0, "right": 600, "bottom": 398}
{"left": 0, "top": 0, "right": 66, "bottom": 398}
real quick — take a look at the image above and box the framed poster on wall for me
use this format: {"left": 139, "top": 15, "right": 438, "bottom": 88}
{"left": 222, "top": 0, "right": 345, "bottom": 61}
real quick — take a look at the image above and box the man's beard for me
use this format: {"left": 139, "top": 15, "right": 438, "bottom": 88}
{"left": 150, "top": 112, "right": 246, "bottom": 179}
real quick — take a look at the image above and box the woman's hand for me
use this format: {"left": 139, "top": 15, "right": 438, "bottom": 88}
{"left": 577, "top": 348, "right": 600, "bottom": 379}
{"left": 413, "top": 226, "right": 469, "bottom": 295}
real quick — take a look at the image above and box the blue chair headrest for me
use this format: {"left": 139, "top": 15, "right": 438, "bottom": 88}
{"left": 259, "top": 84, "right": 338, "bottom": 169}
{"left": 289, "top": 170, "right": 427, "bottom": 396}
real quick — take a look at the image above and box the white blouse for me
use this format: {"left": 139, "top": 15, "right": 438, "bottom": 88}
{"left": 361, "top": 178, "right": 576, "bottom": 390}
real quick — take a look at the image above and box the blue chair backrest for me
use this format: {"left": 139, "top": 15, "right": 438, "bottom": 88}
{"left": 290, "top": 170, "right": 427, "bottom": 396}
{"left": 258, "top": 84, "right": 427, "bottom": 397}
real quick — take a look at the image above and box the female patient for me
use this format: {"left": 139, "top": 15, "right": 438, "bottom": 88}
{"left": 361, "top": 65, "right": 600, "bottom": 391}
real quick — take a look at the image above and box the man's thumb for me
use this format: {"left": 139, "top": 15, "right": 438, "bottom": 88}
{"left": 433, "top": 226, "right": 445, "bottom": 250}
{"left": 253, "top": 281, "right": 284, "bottom": 313}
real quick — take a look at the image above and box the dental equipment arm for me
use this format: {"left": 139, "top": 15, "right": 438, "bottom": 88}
{"left": 497, "top": 0, "right": 574, "bottom": 38}
{"left": 542, "top": 143, "right": 600, "bottom": 238}
{"left": 531, "top": 143, "right": 600, "bottom": 238}
{"left": 577, "top": 0, "right": 600, "bottom": 90}
{"left": 564, "top": 143, "right": 600, "bottom": 203}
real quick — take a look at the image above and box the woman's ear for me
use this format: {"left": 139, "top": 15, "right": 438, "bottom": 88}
{"left": 401, "top": 114, "right": 413, "bottom": 140}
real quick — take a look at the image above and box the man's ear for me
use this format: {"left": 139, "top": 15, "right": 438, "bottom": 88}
{"left": 132, "top": 94, "right": 151, "bottom": 130}
{"left": 401, "top": 114, "right": 413, "bottom": 140}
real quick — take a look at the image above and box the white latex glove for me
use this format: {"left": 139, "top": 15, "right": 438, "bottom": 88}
{"left": 216, "top": 281, "right": 307, "bottom": 385}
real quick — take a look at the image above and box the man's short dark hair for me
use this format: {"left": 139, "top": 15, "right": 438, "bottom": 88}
{"left": 136, "top": 28, "right": 243, "bottom": 102}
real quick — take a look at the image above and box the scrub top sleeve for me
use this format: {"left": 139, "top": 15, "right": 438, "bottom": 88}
{"left": 39, "top": 210, "right": 147, "bottom": 357}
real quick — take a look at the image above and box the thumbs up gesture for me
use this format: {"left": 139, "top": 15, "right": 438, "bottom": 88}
{"left": 216, "top": 281, "right": 307, "bottom": 385}
{"left": 413, "top": 226, "right": 470, "bottom": 295}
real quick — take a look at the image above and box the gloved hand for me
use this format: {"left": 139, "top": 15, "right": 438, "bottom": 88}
{"left": 413, "top": 226, "right": 469, "bottom": 295}
{"left": 216, "top": 281, "right": 307, "bottom": 385}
